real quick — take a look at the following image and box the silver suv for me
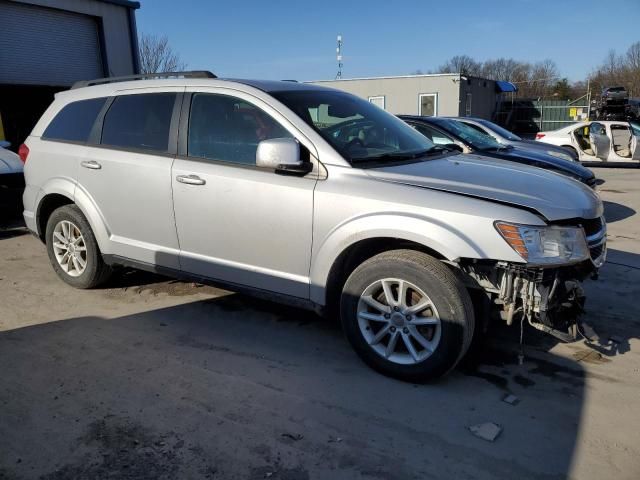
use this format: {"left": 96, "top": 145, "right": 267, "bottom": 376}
{"left": 22, "top": 72, "right": 606, "bottom": 382}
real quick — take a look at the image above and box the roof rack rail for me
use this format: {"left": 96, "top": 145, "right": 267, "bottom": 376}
{"left": 71, "top": 70, "right": 217, "bottom": 89}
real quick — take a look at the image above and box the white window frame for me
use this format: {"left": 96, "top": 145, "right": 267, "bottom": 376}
{"left": 418, "top": 93, "right": 438, "bottom": 116}
{"left": 368, "top": 95, "right": 385, "bottom": 110}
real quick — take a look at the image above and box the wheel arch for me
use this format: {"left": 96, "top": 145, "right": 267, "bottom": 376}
{"left": 36, "top": 184, "right": 111, "bottom": 254}
{"left": 316, "top": 236, "right": 448, "bottom": 318}
{"left": 36, "top": 193, "right": 74, "bottom": 242}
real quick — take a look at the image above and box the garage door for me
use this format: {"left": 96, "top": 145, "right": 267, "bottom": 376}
{"left": 0, "top": 1, "right": 103, "bottom": 86}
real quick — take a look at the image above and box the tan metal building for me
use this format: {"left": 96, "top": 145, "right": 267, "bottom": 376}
{"left": 308, "top": 74, "right": 501, "bottom": 119}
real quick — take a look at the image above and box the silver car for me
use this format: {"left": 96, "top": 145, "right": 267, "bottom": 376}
{"left": 22, "top": 72, "right": 605, "bottom": 382}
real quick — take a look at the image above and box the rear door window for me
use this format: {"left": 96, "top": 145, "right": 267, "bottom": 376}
{"left": 43, "top": 98, "right": 107, "bottom": 143}
{"left": 101, "top": 93, "right": 176, "bottom": 152}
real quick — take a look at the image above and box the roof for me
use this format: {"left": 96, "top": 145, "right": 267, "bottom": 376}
{"left": 227, "top": 79, "right": 333, "bottom": 92}
{"left": 58, "top": 77, "right": 336, "bottom": 101}
{"left": 307, "top": 73, "right": 463, "bottom": 83}
{"left": 97, "top": 0, "right": 140, "bottom": 8}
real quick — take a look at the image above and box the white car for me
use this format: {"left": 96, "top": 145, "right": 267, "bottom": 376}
{"left": 536, "top": 121, "right": 640, "bottom": 164}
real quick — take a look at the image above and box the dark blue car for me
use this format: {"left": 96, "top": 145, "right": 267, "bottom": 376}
{"left": 399, "top": 115, "right": 597, "bottom": 188}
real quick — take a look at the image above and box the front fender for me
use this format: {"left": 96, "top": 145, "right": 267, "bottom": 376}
{"left": 309, "top": 212, "right": 521, "bottom": 305}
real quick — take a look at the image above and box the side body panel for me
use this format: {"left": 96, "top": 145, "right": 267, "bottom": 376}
{"left": 22, "top": 137, "right": 84, "bottom": 233}
{"left": 309, "top": 164, "right": 543, "bottom": 305}
{"left": 172, "top": 86, "right": 320, "bottom": 298}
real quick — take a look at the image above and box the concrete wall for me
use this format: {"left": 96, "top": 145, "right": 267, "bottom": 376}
{"left": 309, "top": 74, "right": 463, "bottom": 116}
{"left": 12, "top": 0, "right": 138, "bottom": 76}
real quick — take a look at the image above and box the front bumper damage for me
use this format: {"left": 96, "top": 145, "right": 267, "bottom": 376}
{"left": 495, "top": 263, "right": 594, "bottom": 342}
{"left": 460, "top": 253, "right": 604, "bottom": 342}
{"left": 459, "top": 216, "right": 607, "bottom": 342}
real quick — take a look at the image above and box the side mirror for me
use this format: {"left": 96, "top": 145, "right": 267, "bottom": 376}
{"left": 256, "top": 138, "right": 312, "bottom": 175}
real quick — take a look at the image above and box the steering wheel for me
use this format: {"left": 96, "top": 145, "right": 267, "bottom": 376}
{"left": 344, "top": 137, "right": 365, "bottom": 150}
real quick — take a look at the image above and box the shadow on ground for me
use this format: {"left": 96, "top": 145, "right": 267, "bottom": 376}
{"left": 603, "top": 200, "right": 636, "bottom": 223}
{"left": 0, "top": 293, "right": 597, "bottom": 480}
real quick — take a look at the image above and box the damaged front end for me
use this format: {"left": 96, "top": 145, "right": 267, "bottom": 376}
{"left": 461, "top": 217, "right": 606, "bottom": 342}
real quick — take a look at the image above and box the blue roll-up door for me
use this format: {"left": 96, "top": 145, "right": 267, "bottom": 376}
{"left": 0, "top": 1, "right": 103, "bottom": 86}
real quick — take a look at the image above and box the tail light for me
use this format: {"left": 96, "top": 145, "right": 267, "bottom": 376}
{"left": 18, "top": 143, "right": 29, "bottom": 163}
{"left": 535, "top": 133, "right": 546, "bottom": 140}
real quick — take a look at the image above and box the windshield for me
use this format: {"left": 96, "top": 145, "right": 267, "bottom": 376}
{"left": 630, "top": 121, "right": 640, "bottom": 136}
{"left": 432, "top": 119, "right": 503, "bottom": 151}
{"left": 272, "top": 90, "right": 436, "bottom": 163}
{"left": 477, "top": 119, "right": 522, "bottom": 141}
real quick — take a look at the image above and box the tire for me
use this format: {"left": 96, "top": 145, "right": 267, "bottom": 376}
{"left": 561, "top": 145, "right": 579, "bottom": 162}
{"left": 340, "top": 249, "right": 475, "bottom": 382}
{"left": 45, "top": 205, "right": 112, "bottom": 289}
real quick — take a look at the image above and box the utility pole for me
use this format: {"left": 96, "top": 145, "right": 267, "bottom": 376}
{"left": 336, "top": 35, "right": 343, "bottom": 80}
{"left": 587, "top": 78, "right": 591, "bottom": 119}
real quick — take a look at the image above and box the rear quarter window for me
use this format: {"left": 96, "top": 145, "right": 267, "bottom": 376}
{"left": 42, "top": 97, "right": 107, "bottom": 143}
{"left": 101, "top": 93, "right": 176, "bottom": 153}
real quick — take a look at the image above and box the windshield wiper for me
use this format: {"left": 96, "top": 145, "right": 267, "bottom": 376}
{"left": 481, "top": 145, "right": 512, "bottom": 152}
{"left": 350, "top": 147, "right": 449, "bottom": 164}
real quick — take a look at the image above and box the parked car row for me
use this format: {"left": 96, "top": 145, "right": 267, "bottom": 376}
{"left": 20, "top": 73, "right": 605, "bottom": 382}
{"left": 398, "top": 115, "right": 596, "bottom": 187}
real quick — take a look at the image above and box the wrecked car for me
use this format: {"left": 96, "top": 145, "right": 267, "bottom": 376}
{"left": 22, "top": 73, "right": 605, "bottom": 381}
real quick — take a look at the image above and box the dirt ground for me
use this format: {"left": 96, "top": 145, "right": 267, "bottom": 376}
{"left": 0, "top": 168, "right": 639, "bottom": 480}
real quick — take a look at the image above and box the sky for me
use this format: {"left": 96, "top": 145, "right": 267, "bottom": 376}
{"left": 136, "top": 0, "right": 640, "bottom": 82}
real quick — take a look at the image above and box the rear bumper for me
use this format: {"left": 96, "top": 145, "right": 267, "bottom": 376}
{"left": 21, "top": 184, "right": 41, "bottom": 235}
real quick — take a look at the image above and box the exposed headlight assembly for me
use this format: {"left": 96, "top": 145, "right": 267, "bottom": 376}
{"left": 495, "top": 222, "right": 589, "bottom": 265}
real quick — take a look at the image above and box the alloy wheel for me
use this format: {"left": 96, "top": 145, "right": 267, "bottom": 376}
{"left": 52, "top": 220, "right": 87, "bottom": 277}
{"left": 357, "top": 278, "right": 441, "bottom": 365}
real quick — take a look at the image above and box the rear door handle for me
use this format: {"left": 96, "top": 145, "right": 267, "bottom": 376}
{"left": 81, "top": 160, "right": 101, "bottom": 170}
{"left": 176, "top": 174, "right": 206, "bottom": 186}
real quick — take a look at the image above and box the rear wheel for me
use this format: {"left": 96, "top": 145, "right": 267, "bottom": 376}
{"left": 340, "top": 250, "right": 474, "bottom": 382}
{"left": 45, "top": 205, "right": 111, "bottom": 288}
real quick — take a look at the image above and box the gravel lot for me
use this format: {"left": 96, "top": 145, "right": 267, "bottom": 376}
{"left": 1, "top": 168, "right": 639, "bottom": 480}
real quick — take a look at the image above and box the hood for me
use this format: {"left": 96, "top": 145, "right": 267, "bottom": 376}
{"left": 366, "top": 153, "right": 603, "bottom": 222}
{"left": 0, "top": 148, "right": 23, "bottom": 174}
{"left": 489, "top": 145, "right": 593, "bottom": 181}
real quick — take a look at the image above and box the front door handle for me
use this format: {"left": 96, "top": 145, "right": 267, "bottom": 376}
{"left": 81, "top": 160, "right": 101, "bottom": 170}
{"left": 176, "top": 174, "right": 206, "bottom": 186}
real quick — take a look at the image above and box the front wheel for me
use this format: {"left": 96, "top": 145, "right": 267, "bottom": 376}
{"left": 340, "top": 250, "right": 474, "bottom": 382}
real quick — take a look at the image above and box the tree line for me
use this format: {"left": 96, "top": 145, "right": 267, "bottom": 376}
{"left": 413, "top": 41, "right": 640, "bottom": 100}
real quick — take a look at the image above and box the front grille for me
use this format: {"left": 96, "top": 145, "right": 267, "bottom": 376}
{"left": 581, "top": 217, "right": 604, "bottom": 238}
{"left": 590, "top": 244, "right": 604, "bottom": 260}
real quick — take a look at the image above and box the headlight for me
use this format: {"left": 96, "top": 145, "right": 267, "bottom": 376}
{"left": 546, "top": 150, "right": 574, "bottom": 162}
{"left": 495, "top": 222, "right": 589, "bottom": 265}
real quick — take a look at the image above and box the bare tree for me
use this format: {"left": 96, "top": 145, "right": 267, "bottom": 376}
{"left": 139, "top": 33, "right": 187, "bottom": 74}
{"left": 589, "top": 42, "right": 640, "bottom": 97}
{"left": 436, "top": 55, "right": 481, "bottom": 75}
